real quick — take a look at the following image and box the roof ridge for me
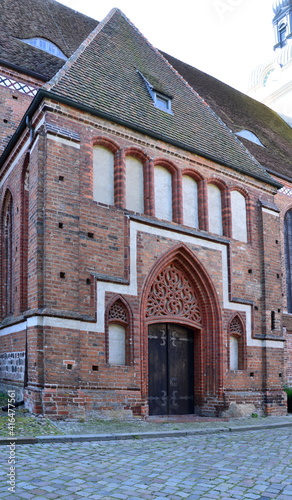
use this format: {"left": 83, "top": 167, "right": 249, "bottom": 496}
{"left": 44, "top": 8, "right": 119, "bottom": 91}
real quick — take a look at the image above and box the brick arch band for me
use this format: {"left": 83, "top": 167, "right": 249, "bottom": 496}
{"left": 140, "top": 244, "right": 223, "bottom": 412}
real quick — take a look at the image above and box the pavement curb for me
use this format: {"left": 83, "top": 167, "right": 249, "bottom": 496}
{"left": 1, "top": 421, "right": 292, "bottom": 445}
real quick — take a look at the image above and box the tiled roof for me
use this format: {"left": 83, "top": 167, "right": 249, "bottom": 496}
{"left": 0, "top": 0, "right": 97, "bottom": 79}
{"left": 47, "top": 9, "right": 277, "bottom": 187}
{"left": 163, "top": 52, "right": 292, "bottom": 181}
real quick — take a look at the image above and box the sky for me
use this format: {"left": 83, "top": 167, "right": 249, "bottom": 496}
{"left": 58, "top": 0, "right": 276, "bottom": 93}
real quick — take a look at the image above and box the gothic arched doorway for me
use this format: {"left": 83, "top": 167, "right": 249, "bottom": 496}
{"left": 141, "top": 245, "right": 222, "bottom": 416}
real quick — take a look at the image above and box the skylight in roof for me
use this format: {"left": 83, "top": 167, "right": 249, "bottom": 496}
{"left": 235, "top": 130, "right": 265, "bottom": 147}
{"left": 21, "top": 38, "right": 68, "bottom": 60}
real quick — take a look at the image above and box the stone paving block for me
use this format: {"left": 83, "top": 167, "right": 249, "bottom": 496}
{"left": 259, "top": 497, "right": 276, "bottom": 500}
{"left": 1, "top": 427, "right": 291, "bottom": 500}
{"left": 23, "top": 497, "right": 48, "bottom": 500}
{"left": 282, "top": 487, "right": 292, "bottom": 494}
{"left": 15, "top": 493, "right": 35, "bottom": 499}
{"left": 41, "top": 485, "right": 60, "bottom": 492}
{"left": 109, "top": 495, "right": 128, "bottom": 500}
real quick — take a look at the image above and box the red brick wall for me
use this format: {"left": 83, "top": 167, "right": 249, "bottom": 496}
{"left": 0, "top": 65, "right": 42, "bottom": 154}
{"left": 0, "top": 100, "right": 287, "bottom": 417}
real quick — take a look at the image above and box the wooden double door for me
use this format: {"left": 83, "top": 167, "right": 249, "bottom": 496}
{"left": 148, "top": 323, "right": 194, "bottom": 415}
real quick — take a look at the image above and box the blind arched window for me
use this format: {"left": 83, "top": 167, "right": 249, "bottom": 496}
{"left": 229, "top": 315, "right": 245, "bottom": 371}
{"left": 154, "top": 166, "right": 172, "bottom": 221}
{"left": 125, "top": 156, "right": 144, "bottom": 213}
{"left": 93, "top": 146, "right": 114, "bottom": 205}
{"left": 231, "top": 191, "right": 247, "bottom": 242}
{"left": 182, "top": 175, "right": 198, "bottom": 228}
{"left": 208, "top": 184, "right": 223, "bottom": 235}
{"left": 2, "top": 193, "right": 14, "bottom": 316}
{"left": 108, "top": 299, "right": 131, "bottom": 365}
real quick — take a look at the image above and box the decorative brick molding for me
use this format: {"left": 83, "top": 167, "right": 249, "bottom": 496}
{"left": 146, "top": 263, "right": 202, "bottom": 325}
{"left": 0, "top": 74, "right": 37, "bottom": 97}
{"left": 229, "top": 315, "right": 243, "bottom": 335}
{"left": 108, "top": 299, "right": 128, "bottom": 323}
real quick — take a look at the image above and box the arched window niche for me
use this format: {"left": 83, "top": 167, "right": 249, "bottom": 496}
{"left": 154, "top": 165, "right": 173, "bottom": 221}
{"left": 21, "top": 155, "right": 30, "bottom": 313}
{"left": 182, "top": 175, "right": 199, "bottom": 229}
{"left": 108, "top": 323, "right": 126, "bottom": 365}
{"left": 93, "top": 145, "right": 115, "bottom": 205}
{"left": 1, "top": 191, "right": 14, "bottom": 317}
{"left": 230, "top": 336, "right": 239, "bottom": 371}
{"left": 228, "top": 315, "right": 245, "bottom": 371}
{"left": 208, "top": 183, "right": 223, "bottom": 235}
{"left": 107, "top": 298, "right": 132, "bottom": 366}
{"left": 231, "top": 190, "right": 248, "bottom": 243}
{"left": 125, "top": 155, "right": 144, "bottom": 213}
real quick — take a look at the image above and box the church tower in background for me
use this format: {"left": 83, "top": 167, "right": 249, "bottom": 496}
{"left": 248, "top": 0, "right": 292, "bottom": 126}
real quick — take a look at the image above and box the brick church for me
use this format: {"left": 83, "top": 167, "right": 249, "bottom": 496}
{"left": 0, "top": 0, "right": 292, "bottom": 418}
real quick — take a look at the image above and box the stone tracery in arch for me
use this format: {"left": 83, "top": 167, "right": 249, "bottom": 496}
{"left": 146, "top": 263, "right": 202, "bottom": 326}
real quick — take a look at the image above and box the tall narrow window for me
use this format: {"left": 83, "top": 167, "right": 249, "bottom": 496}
{"left": 108, "top": 324, "right": 126, "bottom": 365}
{"left": 2, "top": 193, "right": 13, "bottom": 316}
{"left": 231, "top": 191, "right": 247, "bottom": 242}
{"left": 108, "top": 299, "right": 130, "bottom": 365}
{"left": 182, "top": 175, "right": 198, "bottom": 228}
{"left": 125, "top": 156, "right": 144, "bottom": 213}
{"left": 21, "top": 162, "right": 30, "bottom": 312}
{"left": 284, "top": 209, "right": 292, "bottom": 313}
{"left": 208, "top": 184, "right": 223, "bottom": 235}
{"left": 230, "top": 336, "right": 239, "bottom": 371}
{"left": 93, "top": 146, "right": 114, "bottom": 205}
{"left": 229, "top": 315, "right": 244, "bottom": 371}
{"left": 154, "top": 166, "right": 172, "bottom": 221}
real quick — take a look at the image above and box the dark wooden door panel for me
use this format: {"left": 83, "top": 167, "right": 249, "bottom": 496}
{"left": 148, "top": 323, "right": 194, "bottom": 415}
{"left": 148, "top": 323, "right": 168, "bottom": 415}
{"left": 168, "top": 324, "right": 194, "bottom": 415}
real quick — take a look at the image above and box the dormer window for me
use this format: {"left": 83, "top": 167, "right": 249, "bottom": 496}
{"left": 137, "top": 70, "right": 173, "bottom": 114}
{"left": 21, "top": 38, "right": 68, "bottom": 60}
{"left": 235, "top": 130, "right": 265, "bottom": 147}
{"left": 153, "top": 91, "right": 172, "bottom": 113}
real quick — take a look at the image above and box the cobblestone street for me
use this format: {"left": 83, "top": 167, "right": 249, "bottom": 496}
{"left": 1, "top": 426, "right": 292, "bottom": 499}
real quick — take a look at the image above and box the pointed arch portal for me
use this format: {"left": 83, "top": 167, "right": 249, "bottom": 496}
{"left": 141, "top": 245, "right": 222, "bottom": 416}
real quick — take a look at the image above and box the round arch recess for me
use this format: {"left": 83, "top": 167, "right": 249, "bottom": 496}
{"left": 140, "top": 244, "right": 223, "bottom": 415}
